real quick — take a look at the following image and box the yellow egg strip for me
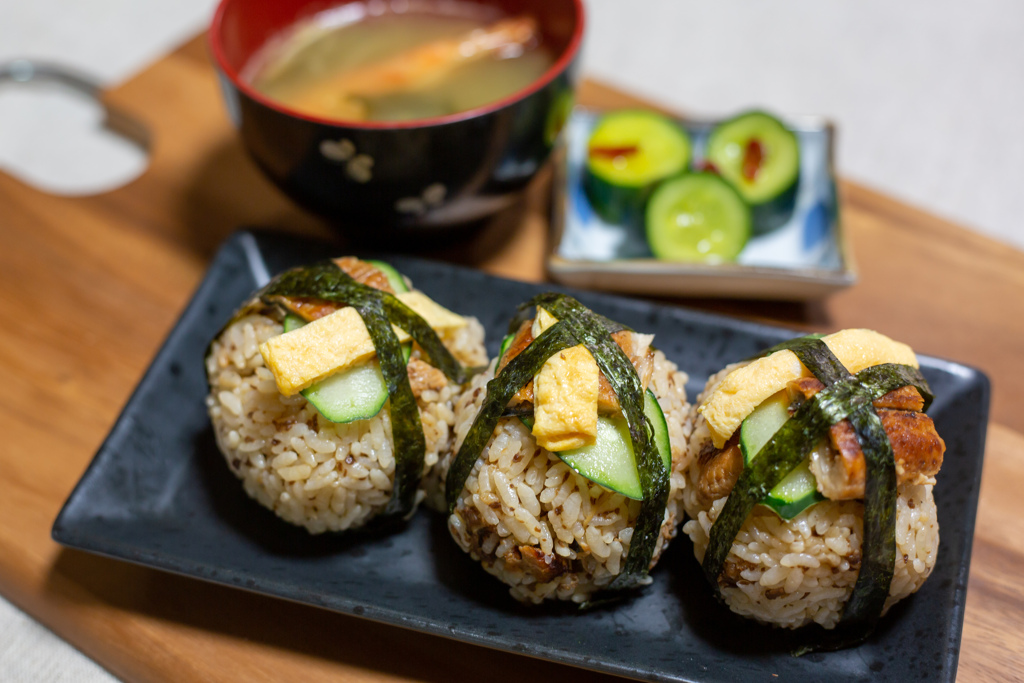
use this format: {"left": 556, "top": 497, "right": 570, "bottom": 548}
{"left": 698, "top": 329, "right": 918, "bottom": 448}
{"left": 259, "top": 290, "right": 466, "bottom": 396}
{"left": 531, "top": 307, "right": 599, "bottom": 452}
{"left": 394, "top": 291, "right": 468, "bottom": 332}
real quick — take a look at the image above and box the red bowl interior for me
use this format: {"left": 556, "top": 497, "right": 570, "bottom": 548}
{"left": 210, "top": 0, "right": 585, "bottom": 129}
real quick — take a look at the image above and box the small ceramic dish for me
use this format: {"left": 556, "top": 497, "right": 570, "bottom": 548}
{"left": 548, "top": 108, "right": 856, "bottom": 300}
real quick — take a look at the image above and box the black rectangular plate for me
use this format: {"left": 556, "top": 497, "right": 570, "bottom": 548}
{"left": 53, "top": 230, "right": 988, "bottom": 682}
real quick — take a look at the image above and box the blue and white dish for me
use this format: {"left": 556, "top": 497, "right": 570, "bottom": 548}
{"left": 549, "top": 109, "right": 856, "bottom": 299}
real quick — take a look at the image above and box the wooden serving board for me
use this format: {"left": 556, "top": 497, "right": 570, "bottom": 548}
{"left": 1, "top": 34, "right": 1023, "bottom": 682}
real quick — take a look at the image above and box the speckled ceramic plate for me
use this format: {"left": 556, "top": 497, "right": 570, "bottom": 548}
{"left": 54, "top": 230, "right": 986, "bottom": 682}
{"left": 548, "top": 109, "right": 857, "bottom": 299}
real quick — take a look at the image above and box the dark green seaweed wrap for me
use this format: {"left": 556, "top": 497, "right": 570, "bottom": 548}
{"left": 701, "top": 335, "right": 933, "bottom": 646}
{"left": 254, "top": 261, "right": 469, "bottom": 519}
{"left": 445, "top": 293, "right": 669, "bottom": 591}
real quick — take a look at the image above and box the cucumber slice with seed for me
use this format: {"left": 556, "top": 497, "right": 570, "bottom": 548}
{"left": 584, "top": 110, "right": 691, "bottom": 225}
{"left": 706, "top": 111, "right": 799, "bottom": 232}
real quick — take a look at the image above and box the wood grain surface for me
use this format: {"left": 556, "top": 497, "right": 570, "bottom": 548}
{"left": 0, "top": 34, "right": 1022, "bottom": 682}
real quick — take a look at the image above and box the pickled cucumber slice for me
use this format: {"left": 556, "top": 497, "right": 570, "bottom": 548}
{"left": 584, "top": 110, "right": 691, "bottom": 224}
{"left": 645, "top": 172, "right": 751, "bottom": 263}
{"left": 706, "top": 111, "right": 799, "bottom": 231}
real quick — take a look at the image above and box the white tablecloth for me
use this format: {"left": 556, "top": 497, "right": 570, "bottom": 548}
{"left": 0, "top": 597, "right": 113, "bottom": 682}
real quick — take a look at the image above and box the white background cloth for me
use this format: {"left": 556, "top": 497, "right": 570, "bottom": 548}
{"left": 0, "top": 1, "right": 1020, "bottom": 680}
{"left": 1, "top": 0, "right": 1021, "bottom": 246}
{"left": 585, "top": 0, "right": 1024, "bottom": 250}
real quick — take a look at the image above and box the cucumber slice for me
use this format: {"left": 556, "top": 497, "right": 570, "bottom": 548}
{"left": 282, "top": 314, "right": 412, "bottom": 424}
{"left": 764, "top": 460, "right": 822, "bottom": 519}
{"left": 740, "top": 389, "right": 824, "bottom": 519}
{"left": 498, "top": 333, "right": 514, "bottom": 363}
{"left": 557, "top": 390, "right": 671, "bottom": 500}
{"left": 739, "top": 390, "right": 791, "bottom": 465}
{"left": 303, "top": 359, "right": 397, "bottom": 423}
{"left": 645, "top": 172, "right": 751, "bottom": 263}
{"left": 364, "top": 259, "right": 409, "bottom": 293}
{"left": 705, "top": 111, "right": 799, "bottom": 232}
{"left": 584, "top": 110, "right": 691, "bottom": 225}
{"left": 282, "top": 314, "right": 306, "bottom": 333}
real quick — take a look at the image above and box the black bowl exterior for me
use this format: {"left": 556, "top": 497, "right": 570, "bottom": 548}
{"left": 216, "top": 57, "right": 579, "bottom": 234}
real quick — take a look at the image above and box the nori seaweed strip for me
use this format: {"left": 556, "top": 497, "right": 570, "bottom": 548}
{"left": 526, "top": 294, "right": 666, "bottom": 589}
{"left": 750, "top": 333, "right": 824, "bottom": 359}
{"left": 839, "top": 406, "right": 897, "bottom": 625}
{"left": 257, "top": 261, "right": 428, "bottom": 518}
{"left": 787, "top": 347, "right": 919, "bottom": 626}
{"left": 856, "top": 363, "right": 933, "bottom": 411}
{"left": 525, "top": 292, "right": 631, "bottom": 335}
{"left": 788, "top": 338, "right": 855, "bottom": 386}
{"left": 505, "top": 305, "right": 536, "bottom": 337}
{"left": 380, "top": 294, "right": 471, "bottom": 384}
{"left": 346, "top": 293, "right": 426, "bottom": 517}
{"left": 260, "top": 262, "right": 469, "bottom": 385}
{"left": 791, "top": 399, "right": 903, "bottom": 654}
{"left": 445, "top": 323, "right": 578, "bottom": 511}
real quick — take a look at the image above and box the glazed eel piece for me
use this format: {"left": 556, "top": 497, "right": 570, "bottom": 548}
{"left": 697, "top": 377, "right": 945, "bottom": 505}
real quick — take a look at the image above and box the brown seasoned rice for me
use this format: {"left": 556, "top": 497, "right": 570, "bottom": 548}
{"left": 440, "top": 350, "right": 692, "bottom": 603}
{"left": 205, "top": 312, "right": 486, "bottom": 533}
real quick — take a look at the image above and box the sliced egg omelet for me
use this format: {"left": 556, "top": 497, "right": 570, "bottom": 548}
{"left": 698, "top": 329, "right": 919, "bottom": 448}
{"left": 531, "top": 307, "right": 599, "bottom": 452}
{"left": 260, "top": 291, "right": 466, "bottom": 396}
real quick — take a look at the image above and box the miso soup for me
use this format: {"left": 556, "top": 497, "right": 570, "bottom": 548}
{"left": 246, "top": 1, "right": 554, "bottom": 122}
